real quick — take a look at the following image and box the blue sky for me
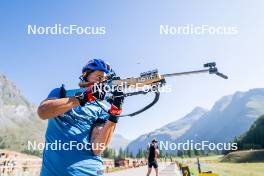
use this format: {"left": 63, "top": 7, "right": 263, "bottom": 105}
{"left": 0, "top": 1, "right": 264, "bottom": 140}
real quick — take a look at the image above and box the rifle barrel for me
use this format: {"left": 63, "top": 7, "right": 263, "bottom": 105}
{"left": 162, "top": 69, "right": 209, "bottom": 77}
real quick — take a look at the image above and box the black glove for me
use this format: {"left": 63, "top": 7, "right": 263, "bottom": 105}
{"left": 111, "top": 90, "right": 124, "bottom": 109}
{"left": 76, "top": 82, "right": 107, "bottom": 106}
{"left": 108, "top": 89, "right": 124, "bottom": 123}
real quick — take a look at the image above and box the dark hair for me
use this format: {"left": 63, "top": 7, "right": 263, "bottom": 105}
{"left": 152, "top": 139, "right": 158, "bottom": 143}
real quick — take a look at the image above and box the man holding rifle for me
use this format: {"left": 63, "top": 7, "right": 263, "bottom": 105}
{"left": 38, "top": 59, "right": 123, "bottom": 176}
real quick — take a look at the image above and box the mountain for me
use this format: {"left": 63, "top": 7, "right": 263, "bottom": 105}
{"left": 109, "top": 134, "right": 130, "bottom": 151}
{"left": 179, "top": 88, "right": 264, "bottom": 143}
{"left": 127, "top": 107, "right": 208, "bottom": 154}
{"left": 127, "top": 88, "right": 264, "bottom": 154}
{"left": 0, "top": 74, "right": 47, "bottom": 152}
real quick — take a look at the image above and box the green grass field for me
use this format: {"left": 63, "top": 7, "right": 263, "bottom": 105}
{"left": 178, "top": 155, "right": 264, "bottom": 176}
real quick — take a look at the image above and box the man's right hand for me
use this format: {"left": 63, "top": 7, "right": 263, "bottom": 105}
{"left": 76, "top": 82, "right": 107, "bottom": 106}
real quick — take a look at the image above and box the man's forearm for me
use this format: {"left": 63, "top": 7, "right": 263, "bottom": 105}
{"left": 37, "top": 97, "right": 79, "bottom": 120}
{"left": 91, "top": 121, "right": 117, "bottom": 155}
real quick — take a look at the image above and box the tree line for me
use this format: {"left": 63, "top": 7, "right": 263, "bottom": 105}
{"left": 234, "top": 114, "right": 264, "bottom": 150}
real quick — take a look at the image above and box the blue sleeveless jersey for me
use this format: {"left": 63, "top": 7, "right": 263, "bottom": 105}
{"left": 40, "top": 88, "right": 109, "bottom": 176}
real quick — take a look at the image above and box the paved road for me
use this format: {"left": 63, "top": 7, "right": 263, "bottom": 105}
{"left": 105, "top": 163, "right": 181, "bottom": 176}
{"left": 160, "top": 163, "right": 181, "bottom": 176}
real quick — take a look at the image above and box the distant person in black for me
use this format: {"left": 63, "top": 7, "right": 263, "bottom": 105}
{"left": 146, "top": 139, "right": 159, "bottom": 176}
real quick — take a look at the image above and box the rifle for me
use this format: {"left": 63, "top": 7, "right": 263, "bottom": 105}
{"left": 64, "top": 62, "right": 228, "bottom": 117}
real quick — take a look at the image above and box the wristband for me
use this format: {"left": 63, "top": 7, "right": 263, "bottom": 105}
{"left": 109, "top": 104, "right": 122, "bottom": 115}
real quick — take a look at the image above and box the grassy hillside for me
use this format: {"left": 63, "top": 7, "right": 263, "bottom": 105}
{"left": 221, "top": 149, "right": 264, "bottom": 163}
